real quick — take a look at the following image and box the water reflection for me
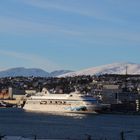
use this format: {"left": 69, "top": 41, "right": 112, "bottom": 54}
{"left": 24, "top": 110, "right": 88, "bottom": 119}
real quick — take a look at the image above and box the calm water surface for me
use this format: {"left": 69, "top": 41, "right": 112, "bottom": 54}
{"left": 0, "top": 108, "right": 140, "bottom": 139}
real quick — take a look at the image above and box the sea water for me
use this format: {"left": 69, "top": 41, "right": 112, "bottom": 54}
{"left": 0, "top": 108, "right": 140, "bottom": 140}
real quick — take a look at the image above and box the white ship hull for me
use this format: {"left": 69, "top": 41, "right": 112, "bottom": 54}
{"left": 23, "top": 88, "right": 102, "bottom": 113}
{"left": 23, "top": 100, "right": 100, "bottom": 113}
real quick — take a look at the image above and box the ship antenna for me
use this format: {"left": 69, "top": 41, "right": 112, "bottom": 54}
{"left": 124, "top": 65, "right": 128, "bottom": 91}
{"left": 125, "top": 65, "right": 128, "bottom": 75}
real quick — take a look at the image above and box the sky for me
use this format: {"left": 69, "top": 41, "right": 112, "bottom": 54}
{"left": 0, "top": 0, "right": 140, "bottom": 72}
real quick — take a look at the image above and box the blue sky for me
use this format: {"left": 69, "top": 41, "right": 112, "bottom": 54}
{"left": 0, "top": 0, "right": 140, "bottom": 72}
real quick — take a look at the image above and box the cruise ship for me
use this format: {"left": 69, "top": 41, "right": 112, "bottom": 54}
{"left": 23, "top": 88, "right": 103, "bottom": 113}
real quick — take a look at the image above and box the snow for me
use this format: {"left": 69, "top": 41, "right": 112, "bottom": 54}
{"left": 0, "top": 68, "right": 72, "bottom": 77}
{"left": 0, "top": 67, "right": 49, "bottom": 77}
{"left": 59, "top": 62, "right": 140, "bottom": 77}
{"left": 0, "top": 62, "right": 139, "bottom": 78}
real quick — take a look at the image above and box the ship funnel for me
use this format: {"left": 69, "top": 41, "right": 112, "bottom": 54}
{"left": 42, "top": 88, "right": 50, "bottom": 94}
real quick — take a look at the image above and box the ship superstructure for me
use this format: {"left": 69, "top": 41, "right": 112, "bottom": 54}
{"left": 23, "top": 88, "right": 101, "bottom": 113}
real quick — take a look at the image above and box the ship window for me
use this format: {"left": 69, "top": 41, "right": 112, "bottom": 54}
{"left": 40, "top": 101, "right": 47, "bottom": 104}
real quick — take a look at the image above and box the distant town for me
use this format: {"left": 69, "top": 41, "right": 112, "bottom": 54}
{"left": 0, "top": 74, "right": 140, "bottom": 113}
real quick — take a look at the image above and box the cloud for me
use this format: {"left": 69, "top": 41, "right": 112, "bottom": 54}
{"left": 0, "top": 15, "right": 140, "bottom": 47}
{"left": 0, "top": 50, "right": 61, "bottom": 71}
{"left": 0, "top": 16, "right": 83, "bottom": 36}
{"left": 0, "top": 0, "right": 140, "bottom": 46}
{"left": 22, "top": 0, "right": 125, "bottom": 23}
{"left": 1, "top": 16, "right": 139, "bottom": 47}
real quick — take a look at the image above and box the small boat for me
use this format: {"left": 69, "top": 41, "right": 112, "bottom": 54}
{"left": 0, "top": 101, "right": 16, "bottom": 108}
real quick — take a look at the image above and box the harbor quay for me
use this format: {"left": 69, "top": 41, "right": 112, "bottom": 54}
{"left": 0, "top": 75, "right": 140, "bottom": 113}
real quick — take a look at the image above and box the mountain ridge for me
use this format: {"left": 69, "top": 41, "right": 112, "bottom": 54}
{"left": 59, "top": 62, "right": 140, "bottom": 77}
{"left": 0, "top": 67, "right": 72, "bottom": 77}
{"left": 0, "top": 62, "right": 140, "bottom": 78}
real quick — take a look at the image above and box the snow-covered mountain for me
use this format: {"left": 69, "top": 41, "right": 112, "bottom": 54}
{"left": 50, "top": 70, "right": 73, "bottom": 77}
{"left": 0, "top": 68, "right": 72, "bottom": 77}
{"left": 0, "top": 67, "right": 50, "bottom": 77}
{"left": 59, "top": 62, "right": 140, "bottom": 77}
{"left": 0, "top": 62, "right": 139, "bottom": 78}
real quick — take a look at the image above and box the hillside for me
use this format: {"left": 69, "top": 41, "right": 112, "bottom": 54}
{"left": 0, "top": 68, "right": 72, "bottom": 77}
{"left": 59, "top": 62, "right": 140, "bottom": 77}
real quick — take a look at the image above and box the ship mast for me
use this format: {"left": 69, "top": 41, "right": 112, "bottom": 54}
{"left": 125, "top": 65, "right": 128, "bottom": 76}
{"left": 124, "top": 65, "right": 128, "bottom": 91}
